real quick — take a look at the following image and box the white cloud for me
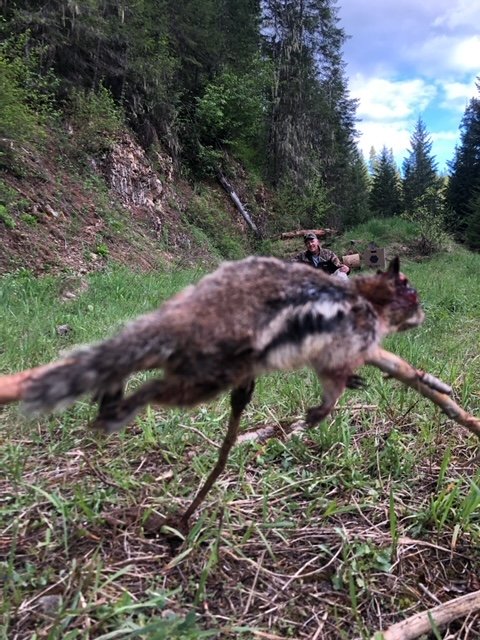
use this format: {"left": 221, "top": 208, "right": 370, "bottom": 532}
{"left": 405, "top": 35, "right": 480, "bottom": 75}
{"left": 451, "top": 36, "right": 480, "bottom": 72}
{"left": 434, "top": 1, "right": 480, "bottom": 29}
{"left": 430, "top": 131, "right": 458, "bottom": 142}
{"left": 350, "top": 75, "right": 436, "bottom": 121}
{"left": 338, "top": 1, "right": 479, "bottom": 168}
{"left": 356, "top": 121, "right": 411, "bottom": 162}
{"left": 440, "top": 78, "right": 477, "bottom": 111}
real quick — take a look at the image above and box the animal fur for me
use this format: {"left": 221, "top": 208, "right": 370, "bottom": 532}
{"left": 17, "top": 256, "right": 424, "bottom": 525}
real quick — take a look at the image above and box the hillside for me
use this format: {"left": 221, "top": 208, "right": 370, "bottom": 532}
{"left": 0, "top": 127, "right": 275, "bottom": 275}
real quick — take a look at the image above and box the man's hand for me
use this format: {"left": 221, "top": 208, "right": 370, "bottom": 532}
{"left": 339, "top": 265, "right": 349, "bottom": 273}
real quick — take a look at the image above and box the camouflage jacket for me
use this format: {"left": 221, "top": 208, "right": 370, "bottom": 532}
{"left": 293, "top": 247, "right": 345, "bottom": 274}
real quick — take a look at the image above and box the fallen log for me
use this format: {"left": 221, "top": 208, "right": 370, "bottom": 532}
{"left": 279, "top": 229, "right": 336, "bottom": 240}
{"left": 217, "top": 173, "right": 260, "bottom": 237}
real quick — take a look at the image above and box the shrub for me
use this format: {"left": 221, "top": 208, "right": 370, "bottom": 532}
{"left": 0, "top": 203, "right": 15, "bottom": 228}
{"left": 402, "top": 187, "right": 452, "bottom": 255}
{"left": 68, "top": 84, "right": 124, "bottom": 153}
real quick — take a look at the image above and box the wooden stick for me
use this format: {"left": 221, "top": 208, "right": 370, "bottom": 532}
{"left": 0, "top": 366, "right": 46, "bottom": 404}
{"left": 0, "top": 361, "right": 72, "bottom": 405}
{"left": 367, "top": 347, "right": 480, "bottom": 438}
{"left": 373, "top": 589, "right": 480, "bottom": 640}
{"left": 1, "top": 348, "right": 478, "bottom": 441}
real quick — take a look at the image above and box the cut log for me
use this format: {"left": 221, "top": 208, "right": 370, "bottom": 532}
{"left": 217, "top": 173, "right": 260, "bottom": 237}
{"left": 342, "top": 253, "right": 361, "bottom": 269}
{"left": 279, "top": 229, "right": 336, "bottom": 240}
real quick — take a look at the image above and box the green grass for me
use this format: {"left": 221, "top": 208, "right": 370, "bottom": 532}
{"left": 1, "top": 250, "right": 480, "bottom": 639}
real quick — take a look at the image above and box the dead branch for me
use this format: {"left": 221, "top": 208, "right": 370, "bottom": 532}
{"left": 217, "top": 173, "right": 260, "bottom": 237}
{"left": 373, "top": 589, "right": 480, "bottom": 640}
{"left": 367, "top": 347, "right": 480, "bottom": 438}
{"left": 237, "top": 419, "right": 307, "bottom": 444}
{"left": 0, "top": 365, "right": 49, "bottom": 404}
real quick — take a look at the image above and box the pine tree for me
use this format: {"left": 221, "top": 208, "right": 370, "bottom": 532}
{"left": 402, "top": 117, "right": 438, "bottom": 213}
{"left": 369, "top": 147, "right": 402, "bottom": 218}
{"left": 446, "top": 79, "right": 480, "bottom": 240}
{"left": 464, "top": 189, "right": 480, "bottom": 250}
{"left": 262, "top": 0, "right": 361, "bottom": 225}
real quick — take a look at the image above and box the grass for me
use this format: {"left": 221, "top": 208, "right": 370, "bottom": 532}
{"left": 1, "top": 250, "right": 480, "bottom": 639}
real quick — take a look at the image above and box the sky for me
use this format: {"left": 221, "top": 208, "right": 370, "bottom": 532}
{"left": 337, "top": 0, "right": 480, "bottom": 173}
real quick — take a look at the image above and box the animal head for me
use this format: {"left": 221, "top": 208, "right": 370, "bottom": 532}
{"left": 353, "top": 257, "right": 425, "bottom": 334}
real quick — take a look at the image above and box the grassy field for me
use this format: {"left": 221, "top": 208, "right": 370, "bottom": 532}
{"left": 1, "top": 250, "right": 479, "bottom": 639}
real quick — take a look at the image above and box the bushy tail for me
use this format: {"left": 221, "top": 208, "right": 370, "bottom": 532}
{"left": 22, "top": 343, "right": 114, "bottom": 415}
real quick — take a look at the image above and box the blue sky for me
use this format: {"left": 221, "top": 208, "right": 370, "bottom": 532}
{"left": 337, "top": 0, "right": 480, "bottom": 172}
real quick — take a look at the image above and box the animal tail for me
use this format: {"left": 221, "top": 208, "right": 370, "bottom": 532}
{"left": 21, "top": 341, "right": 120, "bottom": 414}
{"left": 0, "top": 309, "right": 174, "bottom": 415}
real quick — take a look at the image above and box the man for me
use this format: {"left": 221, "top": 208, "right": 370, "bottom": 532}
{"left": 294, "top": 232, "right": 350, "bottom": 278}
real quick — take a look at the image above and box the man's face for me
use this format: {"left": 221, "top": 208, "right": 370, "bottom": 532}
{"left": 305, "top": 237, "right": 320, "bottom": 253}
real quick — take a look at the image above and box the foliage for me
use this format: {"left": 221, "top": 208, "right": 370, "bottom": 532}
{"left": 446, "top": 78, "right": 480, "bottom": 240}
{"left": 402, "top": 187, "right": 452, "bottom": 255}
{"left": 0, "top": 55, "right": 41, "bottom": 146}
{"left": 271, "top": 175, "right": 330, "bottom": 233}
{"left": 68, "top": 84, "right": 124, "bottom": 153}
{"left": 0, "top": 203, "right": 15, "bottom": 228}
{"left": 183, "top": 189, "right": 248, "bottom": 259}
{"left": 196, "top": 62, "right": 269, "bottom": 148}
{"left": 402, "top": 117, "right": 439, "bottom": 213}
{"left": 334, "top": 216, "right": 419, "bottom": 256}
{"left": 369, "top": 147, "right": 402, "bottom": 218}
{"left": 263, "top": 0, "right": 365, "bottom": 223}
{"left": 341, "top": 148, "right": 372, "bottom": 228}
{"left": 464, "top": 189, "right": 480, "bottom": 250}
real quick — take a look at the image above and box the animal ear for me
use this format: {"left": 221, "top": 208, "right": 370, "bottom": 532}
{"left": 386, "top": 256, "right": 400, "bottom": 277}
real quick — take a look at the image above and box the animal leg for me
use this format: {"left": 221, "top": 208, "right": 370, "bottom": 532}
{"left": 180, "top": 379, "right": 255, "bottom": 525}
{"left": 91, "top": 377, "right": 222, "bottom": 433}
{"left": 305, "top": 373, "right": 348, "bottom": 427}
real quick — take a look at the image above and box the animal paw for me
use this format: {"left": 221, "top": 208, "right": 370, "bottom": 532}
{"left": 346, "top": 374, "right": 366, "bottom": 389}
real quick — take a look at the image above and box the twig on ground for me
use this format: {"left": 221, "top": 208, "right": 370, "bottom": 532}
{"left": 373, "top": 589, "right": 480, "bottom": 640}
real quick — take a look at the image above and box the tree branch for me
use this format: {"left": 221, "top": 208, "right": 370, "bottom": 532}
{"left": 366, "top": 347, "right": 480, "bottom": 438}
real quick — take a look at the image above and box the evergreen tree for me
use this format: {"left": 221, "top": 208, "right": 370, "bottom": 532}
{"left": 369, "top": 147, "right": 402, "bottom": 218}
{"left": 446, "top": 79, "right": 480, "bottom": 240}
{"left": 262, "top": 0, "right": 360, "bottom": 225}
{"left": 340, "top": 147, "right": 371, "bottom": 227}
{"left": 402, "top": 117, "right": 438, "bottom": 213}
{"left": 465, "top": 189, "right": 480, "bottom": 250}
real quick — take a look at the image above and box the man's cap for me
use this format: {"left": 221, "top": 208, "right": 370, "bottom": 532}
{"left": 304, "top": 232, "right": 317, "bottom": 241}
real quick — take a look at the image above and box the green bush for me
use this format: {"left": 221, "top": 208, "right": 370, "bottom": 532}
{"left": 403, "top": 187, "right": 452, "bottom": 255}
{"left": 271, "top": 176, "right": 329, "bottom": 234}
{"left": 68, "top": 84, "right": 124, "bottom": 152}
{"left": 0, "top": 203, "right": 15, "bottom": 228}
{"left": 184, "top": 190, "right": 247, "bottom": 260}
{"left": 0, "top": 56, "right": 42, "bottom": 145}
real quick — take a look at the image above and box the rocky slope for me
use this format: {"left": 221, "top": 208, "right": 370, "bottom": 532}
{"left": 0, "top": 132, "right": 267, "bottom": 275}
